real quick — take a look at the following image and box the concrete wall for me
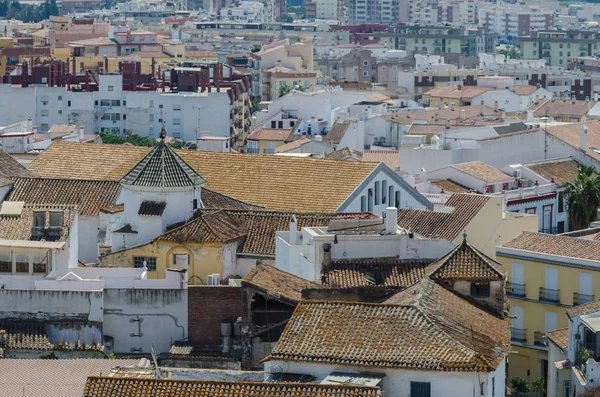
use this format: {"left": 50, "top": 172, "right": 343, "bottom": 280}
{"left": 102, "top": 289, "right": 187, "bottom": 353}
{"left": 188, "top": 286, "right": 242, "bottom": 345}
{"left": 0, "top": 289, "right": 103, "bottom": 322}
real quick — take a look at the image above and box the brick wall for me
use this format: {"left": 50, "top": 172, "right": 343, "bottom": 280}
{"left": 188, "top": 286, "right": 243, "bottom": 345}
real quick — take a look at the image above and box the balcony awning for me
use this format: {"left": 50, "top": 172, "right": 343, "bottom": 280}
{"left": 0, "top": 239, "right": 64, "bottom": 249}
{"left": 581, "top": 315, "right": 600, "bottom": 332}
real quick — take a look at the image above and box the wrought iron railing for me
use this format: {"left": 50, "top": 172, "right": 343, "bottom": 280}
{"left": 534, "top": 331, "right": 546, "bottom": 347}
{"left": 511, "top": 327, "right": 527, "bottom": 343}
{"left": 539, "top": 287, "right": 560, "bottom": 303}
{"left": 507, "top": 282, "right": 526, "bottom": 298}
{"left": 574, "top": 292, "right": 595, "bottom": 306}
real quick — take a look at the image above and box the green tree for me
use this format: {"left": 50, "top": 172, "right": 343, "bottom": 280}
{"left": 278, "top": 83, "right": 293, "bottom": 98}
{"left": 565, "top": 165, "right": 600, "bottom": 231}
{"left": 169, "top": 138, "right": 186, "bottom": 149}
{"left": 510, "top": 376, "right": 529, "bottom": 393}
{"left": 98, "top": 131, "right": 156, "bottom": 147}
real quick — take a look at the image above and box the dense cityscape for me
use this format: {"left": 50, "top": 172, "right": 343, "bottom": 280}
{"left": 1, "top": 0, "right": 600, "bottom": 396}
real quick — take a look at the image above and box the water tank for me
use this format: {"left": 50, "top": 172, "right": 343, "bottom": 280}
{"left": 221, "top": 322, "right": 232, "bottom": 336}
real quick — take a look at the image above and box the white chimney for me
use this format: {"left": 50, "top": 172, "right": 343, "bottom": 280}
{"left": 385, "top": 207, "right": 398, "bottom": 234}
{"left": 79, "top": 125, "right": 85, "bottom": 141}
{"left": 289, "top": 215, "right": 297, "bottom": 244}
{"left": 580, "top": 123, "right": 588, "bottom": 152}
{"left": 26, "top": 117, "right": 33, "bottom": 132}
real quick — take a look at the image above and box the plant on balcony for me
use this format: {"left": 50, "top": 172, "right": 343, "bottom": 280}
{"left": 510, "top": 376, "right": 529, "bottom": 393}
{"left": 565, "top": 165, "right": 600, "bottom": 231}
{"left": 531, "top": 378, "right": 546, "bottom": 396}
{"left": 577, "top": 344, "right": 595, "bottom": 365}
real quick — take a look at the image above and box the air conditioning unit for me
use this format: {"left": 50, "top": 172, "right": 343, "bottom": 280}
{"left": 175, "top": 254, "right": 189, "bottom": 271}
{"left": 207, "top": 273, "right": 221, "bottom": 285}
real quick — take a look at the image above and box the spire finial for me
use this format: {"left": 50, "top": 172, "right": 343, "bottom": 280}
{"left": 159, "top": 128, "right": 166, "bottom": 141}
{"left": 463, "top": 230, "right": 467, "bottom": 243}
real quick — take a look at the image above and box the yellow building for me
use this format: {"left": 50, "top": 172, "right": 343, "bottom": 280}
{"left": 246, "top": 125, "right": 296, "bottom": 155}
{"left": 264, "top": 65, "right": 317, "bottom": 101}
{"left": 422, "top": 85, "right": 494, "bottom": 109}
{"left": 100, "top": 210, "right": 246, "bottom": 285}
{"left": 496, "top": 232, "right": 600, "bottom": 383}
{"left": 184, "top": 50, "right": 218, "bottom": 63}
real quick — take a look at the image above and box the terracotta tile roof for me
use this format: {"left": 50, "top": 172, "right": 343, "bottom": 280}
{"left": 567, "top": 299, "right": 600, "bottom": 319}
{"left": 201, "top": 187, "right": 264, "bottom": 210}
{"left": 274, "top": 137, "right": 312, "bottom": 153}
{"left": 0, "top": 321, "right": 103, "bottom": 351}
{"left": 362, "top": 150, "right": 399, "bottom": 170}
{"left": 0, "top": 149, "right": 34, "bottom": 179}
{"left": 513, "top": 85, "right": 538, "bottom": 96}
{"left": 243, "top": 262, "right": 319, "bottom": 303}
{"left": 169, "top": 341, "right": 194, "bottom": 355}
{"left": 157, "top": 210, "right": 246, "bottom": 244}
{"left": 424, "top": 85, "right": 493, "bottom": 99}
{"left": 501, "top": 232, "right": 600, "bottom": 262}
{"left": 397, "top": 193, "right": 489, "bottom": 240}
{"left": 120, "top": 140, "right": 206, "bottom": 188}
{"left": 324, "top": 121, "right": 351, "bottom": 144}
{"left": 430, "top": 179, "right": 470, "bottom": 193}
{"left": 138, "top": 200, "right": 167, "bottom": 216}
{"left": 8, "top": 178, "right": 121, "bottom": 217}
{"left": 270, "top": 278, "right": 509, "bottom": 372}
{"left": 449, "top": 161, "right": 511, "bottom": 183}
{"left": 29, "top": 142, "right": 382, "bottom": 212}
{"left": 383, "top": 105, "right": 497, "bottom": 126}
{"left": 523, "top": 158, "right": 581, "bottom": 185}
{"left": 326, "top": 147, "right": 363, "bottom": 162}
{"left": 48, "top": 124, "right": 76, "bottom": 135}
{"left": 532, "top": 99, "right": 596, "bottom": 118}
{"left": 247, "top": 128, "right": 293, "bottom": 141}
{"left": 426, "top": 237, "right": 506, "bottom": 281}
{"left": 546, "top": 328, "right": 568, "bottom": 351}
{"left": 82, "top": 377, "right": 382, "bottom": 397}
{"left": 546, "top": 121, "right": 600, "bottom": 162}
{"left": 0, "top": 204, "right": 75, "bottom": 242}
{"left": 201, "top": 209, "right": 378, "bottom": 256}
{"left": 322, "top": 258, "right": 434, "bottom": 288}
{"left": 0, "top": 359, "right": 139, "bottom": 397}
{"left": 99, "top": 204, "right": 124, "bottom": 214}
{"left": 185, "top": 50, "right": 218, "bottom": 58}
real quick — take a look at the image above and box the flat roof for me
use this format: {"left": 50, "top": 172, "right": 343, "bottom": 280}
{"left": 582, "top": 315, "right": 600, "bottom": 332}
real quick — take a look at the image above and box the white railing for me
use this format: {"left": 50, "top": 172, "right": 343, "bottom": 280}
{"left": 422, "top": 193, "right": 452, "bottom": 205}
{"left": 491, "top": 184, "right": 556, "bottom": 201}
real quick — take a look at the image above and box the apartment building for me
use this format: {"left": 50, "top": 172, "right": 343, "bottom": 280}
{"left": 219, "top": 1, "right": 265, "bottom": 23}
{"left": 479, "top": 4, "right": 555, "bottom": 41}
{"left": 305, "top": 0, "right": 343, "bottom": 20}
{"left": 349, "top": 0, "right": 396, "bottom": 24}
{"left": 381, "top": 26, "right": 495, "bottom": 56}
{"left": 520, "top": 30, "right": 600, "bottom": 67}
{"left": 497, "top": 232, "right": 600, "bottom": 383}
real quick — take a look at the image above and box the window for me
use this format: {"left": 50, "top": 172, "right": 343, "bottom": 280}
{"left": 58, "top": 110, "right": 62, "bottom": 115}
{"left": 95, "top": 100, "right": 99, "bottom": 106}
{"left": 149, "top": 100, "right": 154, "bottom": 108}
{"left": 173, "top": 104, "right": 181, "bottom": 111}
{"left": 40, "top": 124, "right": 49, "bottom": 131}
{"left": 382, "top": 180, "right": 388, "bottom": 204}
{"left": 471, "top": 282, "right": 490, "bottom": 297}
{"left": 100, "top": 100, "right": 111, "bottom": 107}
{"left": 57, "top": 96, "right": 62, "bottom": 100}
{"left": 363, "top": 60, "right": 369, "bottom": 66}
{"left": 410, "top": 382, "right": 431, "bottom": 397}
{"left": 159, "top": 104, "right": 163, "bottom": 109}
{"left": 278, "top": 121, "right": 283, "bottom": 129}
{"left": 123, "top": 101, "right": 126, "bottom": 106}
{"left": 16, "top": 261, "right": 28, "bottom": 273}
{"left": 271, "top": 121, "right": 277, "bottom": 128}
{"left": 395, "top": 191, "right": 400, "bottom": 208}
{"left": 133, "top": 256, "right": 156, "bottom": 271}
{"left": 193, "top": 198, "right": 198, "bottom": 210}
{"left": 111, "top": 100, "right": 120, "bottom": 106}
{"left": 360, "top": 196, "right": 367, "bottom": 211}
{"left": 123, "top": 114, "right": 126, "bottom": 120}
{"left": 363, "top": 71, "right": 369, "bottom": 77}
{"left": 68, "top": 100, "right": 71, "bottom": 107}
{"left": 49, "top": 211, "right": 63, "bottom": 227}
{"left": 526, "top": 207, "right": 536, "bottom": 214}
{"left": 374, "top": 181, "right": 381, "bottom": 205}
{"left": 367, "top": 188, "right": 374, "bottom": 211}
{"left": 558, "top": 191, "right": 564, "bottom": 213}
{"left": 290, "top": 120, "right": 295, "bottom": 127}
{"left": 101, "top": 113, "right": 111, "bottom": 120}
{"left": 563, "top": 380, "right": 571, "bottom": 397}
{"left": 110, "top": 113, "right": 121, "bottom": 121}
{"left": 41, "top": 110, "right": 49, "bottom": 116}
{"left": 0, "top": 260, "right": 9, "bottom": 272}
{"left": 108, "top": 85, "right": 114, "bottom": 91}
{"left": 492, "top": 377, "right": 495, "bottom": 397}
{"left": 173, "top": 118, "right": 181, "bottom": 125}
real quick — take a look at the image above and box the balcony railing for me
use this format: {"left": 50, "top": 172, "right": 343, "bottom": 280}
{"left": 574, "top": 292, "right": 595, "bottom": 306}
{"left": 539, "top": 287, "right": 560, "bottom": 303}
{"left": 511, "top": 327, "right": 527, "bottom": 343}
{"left": 507, "top": 282, "right": 526, "bottom": 298}
{"left": 246, "top": 147, "right": 259, "bottom": 154}
{"left": 534, "top": 331, "right": 546, "bottom": 347}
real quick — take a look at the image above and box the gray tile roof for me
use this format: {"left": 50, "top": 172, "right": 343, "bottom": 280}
{"left": 120, "top": 138, "right": 206, "bottom": 187}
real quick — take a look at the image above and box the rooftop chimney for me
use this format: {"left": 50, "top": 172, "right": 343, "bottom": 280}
{"left": 322, "top": 243, "right": 331, "bottom": 268}
{"left": 385, "top": 207, "right": 398, "bottom": 234}
{"left": 289, "top": 215, "right": 297, "bottom": 245}
{"left": 79, "top": 125, "right": 85, "bottom": 141}
{"left": 580, "top": 122, "right": 588, "bottom": 152}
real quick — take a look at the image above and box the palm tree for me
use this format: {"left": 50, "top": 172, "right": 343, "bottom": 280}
{"left": 565, "top": 165, "right": 600, "bottom": 231}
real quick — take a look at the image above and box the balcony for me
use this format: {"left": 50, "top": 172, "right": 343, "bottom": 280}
{"left": 574, "top": 292, "right": 595, "bottom": 306}
{"left": 511, "top": 327, "right": 527, "bottom": 343}
{"left": 246, "top": 147, "right": 259, "bottom": 154}
{"left": 539, "top": 287, "right": 560, "bottom": 303}
{"left": 507, "top": 282, "right": 526, "bottom": 298}
{"left": 534, "top": 331, "right": 546, "bottom": 347}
